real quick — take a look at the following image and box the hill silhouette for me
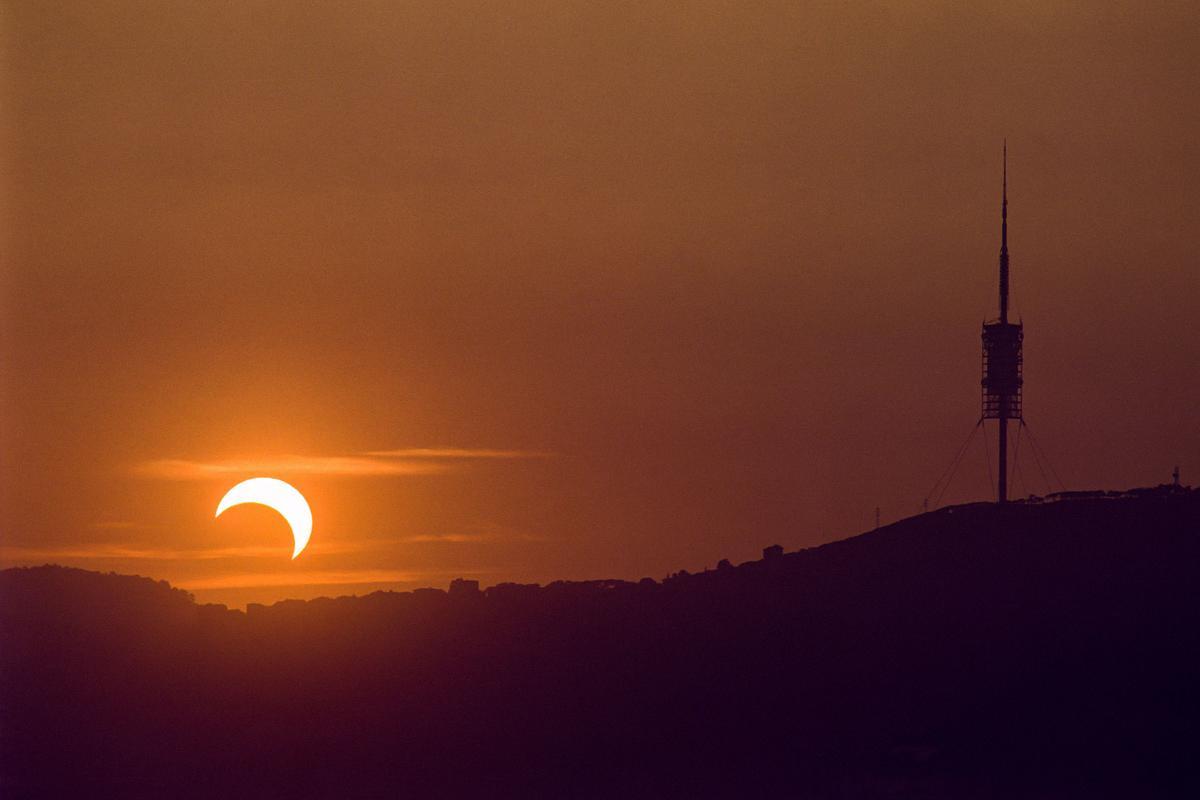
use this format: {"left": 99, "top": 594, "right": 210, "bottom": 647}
{"left": 3, "top": 490, "right": 1199, "bottom": 798}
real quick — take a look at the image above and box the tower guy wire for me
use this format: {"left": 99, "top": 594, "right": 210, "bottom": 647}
{"left": 925, "top": 419, "right": 983, "bottom": 511}
{"left": 1021, "top": 420, "right": 1065, "bottom": 493}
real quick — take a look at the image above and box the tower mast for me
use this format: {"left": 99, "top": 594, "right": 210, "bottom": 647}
{"left": 998, "top": 143, "right": 1009, "bottom": 503}
{"left": 981, "top": 143, "right": 1023, "bottom": 503}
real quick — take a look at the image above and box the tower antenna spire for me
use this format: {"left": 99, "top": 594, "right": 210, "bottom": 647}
{"left": 1000, "top": 139, "right": 1009, "bottom": 323}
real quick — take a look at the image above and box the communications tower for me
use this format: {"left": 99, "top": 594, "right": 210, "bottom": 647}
{"left": 981, "top": 144, "right": 1022, "bottom": 503}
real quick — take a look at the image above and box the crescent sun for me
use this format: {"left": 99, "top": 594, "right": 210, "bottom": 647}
{"left": 215, "top": 477, "right": 313, "bottom": 559}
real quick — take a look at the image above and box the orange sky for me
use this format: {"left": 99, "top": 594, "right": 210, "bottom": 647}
{"left": 2, "top": 1, "right": 1197, "bottom": 607}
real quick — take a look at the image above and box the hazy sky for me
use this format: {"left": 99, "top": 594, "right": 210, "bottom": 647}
{"left": 2, "top": 1, "right": 1197, "bottom": 606}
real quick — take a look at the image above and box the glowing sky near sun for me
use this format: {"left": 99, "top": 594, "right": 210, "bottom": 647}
{"left": 1, "top": 1, "right": 1197, "bottom": 606}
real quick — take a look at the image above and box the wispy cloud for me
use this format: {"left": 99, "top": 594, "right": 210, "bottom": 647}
{"left": 399, "top": 530, "right": 546, "bottom": 544}
{"left": 180, "top": 569, "right": 483, "bottom": 590}
{"left": 0, "top": 528, "right": 542, "bottom": 565}
{"left": 0, "top": 541, "right": 366, "bottom": 562}
{"left": 137, "top": 448, "right": 551, "bottom": 481}
{"left": 364, "top": 448, "right": 552, "bottom": 459}
{"left": 137, "top": 456, "right": 449, "bottom": 481}
{"left": 400, "top": 533, "right": 488, "bottom": 543}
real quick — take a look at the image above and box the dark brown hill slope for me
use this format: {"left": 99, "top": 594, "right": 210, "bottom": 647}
{"left": 3, "top": 490, "right": 1199, "bottom": 798}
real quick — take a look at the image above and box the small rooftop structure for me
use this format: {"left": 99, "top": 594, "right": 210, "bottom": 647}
{"left": 448, "top": 578, "right": 480, "bottom": 597}
{"left": 763, "top": 544, "right": 783, "bottom": 560}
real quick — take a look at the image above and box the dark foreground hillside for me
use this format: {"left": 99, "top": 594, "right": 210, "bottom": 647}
{"left": 3, "top": 492, "right": 1200, "bottom": 798}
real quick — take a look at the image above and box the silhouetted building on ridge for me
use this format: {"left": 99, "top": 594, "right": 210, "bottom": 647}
{"left": 449, "top": 578, "right": 480, "bottom": 597}
{"left": 486, "top": 582, "right": 541, "bottom": 601}
{"left": 762, "top": 544, "right": 783, "bottom": 560}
